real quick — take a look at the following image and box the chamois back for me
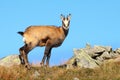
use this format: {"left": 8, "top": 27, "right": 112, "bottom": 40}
{"left": 22, "top": 25, "right": 66, "bottom": 47}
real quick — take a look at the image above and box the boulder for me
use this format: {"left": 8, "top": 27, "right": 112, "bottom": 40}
{"left": 115, "top": 48, "right": 120, "bottom": 54}
{"left": 63, "top": 44, "right": 120, "bottom": 69}
{"left": 85, "top": 43, "right": 91, "bottom": 49}
{"left": 0, "top": 54, "right": 20, "bottom": 67}
{"left": 100, "top": 51, "right": 111, "bottom": 59}
{"left": 93, "top": 45, "right": 106, "bottom": 53}
{"left": 66, "top": 49, "right": 99, "bottom": 69}
{"left": 32, "top": 70, "right": 40, "bottom": 79}
{"left": 103, "top": 46, "right": 112, "bottom": 52}
{"left": 83, "top": 44, "right": 106, "bottom": 59}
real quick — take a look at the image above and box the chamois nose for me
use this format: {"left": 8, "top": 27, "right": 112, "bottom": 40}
{"left": 65, "top": 24, "right": 68, "bottom": 27}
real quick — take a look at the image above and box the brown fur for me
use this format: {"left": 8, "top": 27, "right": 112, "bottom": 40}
{"left": 18, "top": 14, "right": 71, "bottom": 69}
{"left": 23, "top": 26, "right": 68, "bottom": 47}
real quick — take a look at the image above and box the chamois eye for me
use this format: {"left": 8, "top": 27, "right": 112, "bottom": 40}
{"left": 67, "top": 17, "right": 69, "bottom": 20}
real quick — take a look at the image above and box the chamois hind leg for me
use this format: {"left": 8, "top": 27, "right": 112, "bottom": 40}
{"left": 19, "top": 43, "right": 34, "bottom": 69}
{"left": 40, "top": 46, "right": 52, "bottom": 67}
{"left": 19, "top": 46, "right": 25, "bottom": 65}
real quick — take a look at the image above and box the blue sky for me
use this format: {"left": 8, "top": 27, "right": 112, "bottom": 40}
{"left": 0, "top": 0, "right": 120, "bottom": 65}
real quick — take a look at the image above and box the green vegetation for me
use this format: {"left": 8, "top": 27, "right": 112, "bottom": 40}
{"left": 0, "top": 62, "right": 120, "bottom": 80}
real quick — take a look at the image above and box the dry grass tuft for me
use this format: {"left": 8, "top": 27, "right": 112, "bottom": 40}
{"left": 0, "top": 62, "right": 120, "bottom": 80}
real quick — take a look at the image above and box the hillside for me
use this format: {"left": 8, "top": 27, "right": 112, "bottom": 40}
{"left": 0, "top": 62, "right": 120, "bottom": 80}
{"left": 1, "top": 44, "right": 120, "bottom": 80}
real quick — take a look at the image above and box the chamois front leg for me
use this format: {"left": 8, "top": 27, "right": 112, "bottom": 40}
{"left": 46, "top": 47, "right": 52, "bottom": 66}
{"left": 40, "top": 46, "right": 52, "bottom": 67}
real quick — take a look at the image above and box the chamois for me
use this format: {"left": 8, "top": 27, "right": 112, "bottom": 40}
{"left": 18, "top": 14, "right": 71, "bottom": 69}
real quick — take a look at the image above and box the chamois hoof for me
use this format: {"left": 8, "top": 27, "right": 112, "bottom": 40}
{"left": 44, "top": 64, "right": 49, "bottom": 68}
{"left": 25, "top": 64, "right": 31, "bottom": 70}
{"left": 40, "top": 62, "right": 44, "bottom": 67}
{"left": 40, "top": 62, "right": 49, "bottom": 68}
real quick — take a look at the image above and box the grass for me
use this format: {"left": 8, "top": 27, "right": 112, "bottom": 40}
{"left": 0, "top": 62, "right": 120, "bottom": 80}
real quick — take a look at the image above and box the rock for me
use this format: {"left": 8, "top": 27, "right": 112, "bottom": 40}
{"left": 104, "top": 46, "right": 112, "bottom": 52}
{"left": 83, "top": 48, "right": 95, "bottom": 58}
{"left": 73, "top": 77, "right": 79, "bottom": 80}
{"left": 93, "top": 45, "right": 106, "bottom": 53}
{"left": 60, "top": 44, "right": 120, "bottom": 69}
{"left": 83, "top": 45, "right": 105, "bottom": 58}
{"left": 85, "top": 43, "right": 91, "bottom": 49}
{"left": 88, "top": 46, "right": 112, "bottom": 59}
{"left": 115, "top": 48, "right": 120, "bottom": 54}
{"left": 0, "top": 54, "right": 20, "bottom": 67}
{"left": 95, "top": 59, "right": 103, "bottom": 65}
{"left": 66, "top": 49, "right": 99, "bottom": 69}
{"left": 83, "top": 46, "right": 105, "bottom": 59}
{"left": 94, "top": 46, "right": 112, "bottom": 52}
{"left": 32, "top": 70, "right": 40, "bottom": 78}
{"left": 109, "top": 51, "right": 119, "bottom": 58}
{"left": 100, "top": 51, "right": 111, "bottom": 59}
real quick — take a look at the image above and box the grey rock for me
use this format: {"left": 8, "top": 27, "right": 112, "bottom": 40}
{"left": 93, "top": 45, "right": 106, "bottom": 53}
{"left": 60, "top": 44, "right": 120, "bottom": 69}
{"left": 66, "top": 49, "right": 99, "bottom": 69}
{"left": 94, "top": 46, "right": 112, "bottom": 52}
{"left": 96, "top": 57, "right": 104, "bottom": 61}
{"left": 109, "top": 51, "right": 119, "bottom": 58}
{"left": 33, "top": 70, "right": 40, "bottom": 78}
{"left": 0, "top": 54, "right": 20, "bottom": 67}
{"left": 100, "top": 51, "right": 111, "bottom": 59}
{"left": 115, "top": 48, "right": 120, "bottom": 54}
{"left": 83, "top": 48, "right": 97, "bottom": 58}
{"left": 73, "top": 77, "right": 79, "bottom": 80}
{"left": 95, "top": 59, "right": 103, "bottom": 65}
{"left": 85, "top": 43, "right": 91, "bottom": 49}
{"left": 84, "top": 45, "right": 105, "bottom": 58}
{"left": 104, "top": 46, "right": 112, "bottom": 52}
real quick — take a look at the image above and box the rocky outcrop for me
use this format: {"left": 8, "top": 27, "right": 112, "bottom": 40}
{"left": 62, "top": 44, "right": 120, "bottom": 69}
{"left": 66, "top": 49, "right": 99, "bottom": 69}
{"left": 0, "top": 54, "right": 20, "bottom": 67}
{"left": 1, "top": 45, "right": 120, "bottom": 69}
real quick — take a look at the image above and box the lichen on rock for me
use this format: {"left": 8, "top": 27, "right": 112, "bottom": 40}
{"left": 0, "top": 54, "right": 20, "bottom": 67}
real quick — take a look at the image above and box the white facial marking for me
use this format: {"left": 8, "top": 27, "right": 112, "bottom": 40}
{"left": 64, "top": 19, "right": 69, "bottom": 27}
{"left": 61, "top": 14, "right": 71, "bottom": 30}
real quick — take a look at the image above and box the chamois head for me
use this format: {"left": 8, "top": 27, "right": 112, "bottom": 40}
{"left": 61, "top": 14, "right": 71, "bottom": 30}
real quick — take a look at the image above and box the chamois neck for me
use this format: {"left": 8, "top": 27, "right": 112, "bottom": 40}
{"left": 61, "top": 26, "right": 69, "bottom": 37}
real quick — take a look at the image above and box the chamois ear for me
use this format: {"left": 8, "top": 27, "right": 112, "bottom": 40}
{"left": 60, "top": 14, "right": 65, "bottom": 20}
{"left": 67, "top": 14, "right": 71, "bottom": 20}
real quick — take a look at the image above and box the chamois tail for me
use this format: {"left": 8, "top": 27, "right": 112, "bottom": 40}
{"left": 18, "top": 31, "right": 24, "bottom": 36}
